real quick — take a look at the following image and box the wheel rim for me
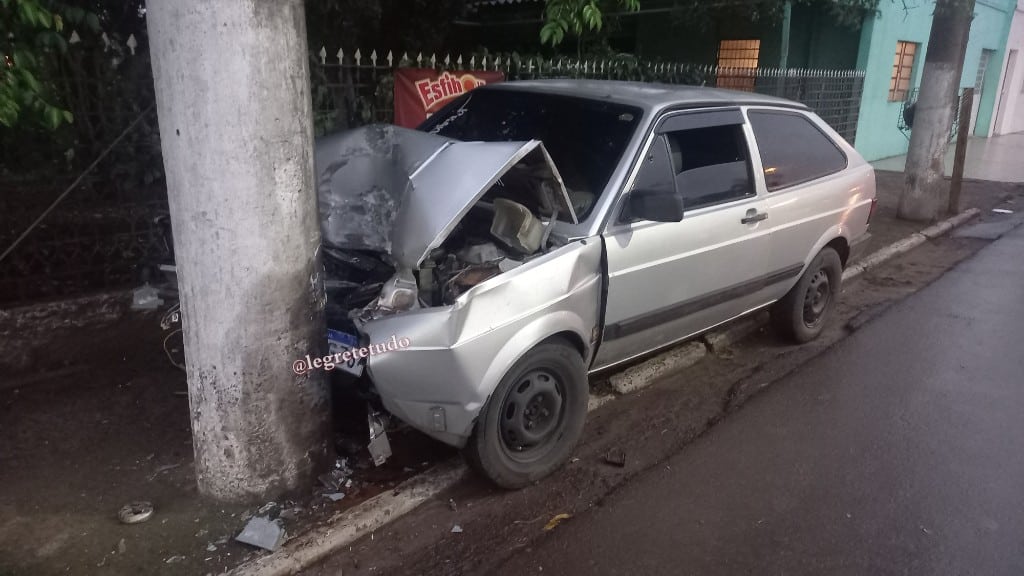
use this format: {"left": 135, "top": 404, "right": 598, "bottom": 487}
{"left": 499, "top": 369, "right": 565, "bottom": 461}
{"left": 802, "top": 269, "right": 832, "bottom": 328}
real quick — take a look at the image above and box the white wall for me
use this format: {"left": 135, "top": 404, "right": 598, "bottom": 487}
{"left": 992, "top": 0, "right": 1024, "bottom": 134}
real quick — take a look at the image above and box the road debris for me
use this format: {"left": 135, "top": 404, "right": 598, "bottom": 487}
{"left": 448, "top": 498, "right": 457, "bottom": 512}
{"left": 207, "top": 543, "right": 217, "bottom": 552}
{"left": 992, "top": 208, "right": 1014, "bottom": 214}
{"left": 131, "top": 284, "right": 164, "bottom": 310}
{"left": 543, "top": 513, "right": 572, "bottom": 531}
{"left": 117, "top": 538, "right": 127, "bottom": 554}
{"left": 603, "top": 447, "right": 627, "bottom": 467}
{"left": 235, "top": 516, "right": 286, "bottom": 552}
{"left": 319, "top": 469, "right": 350, "bottom": 492}
{"left": 165, "top": 555, "right": 185, "bottom": 564}
{"left": 368, "top": 408, "right": 393, "bottom": 466}
{"left": 325, "top": 492, "right": 346, "bottom": 502}
{"left": 118, "top": 501, "right": 154, "bottom": 524}
{"left": 451, "top": 524, "right": 463, "bottom": 533}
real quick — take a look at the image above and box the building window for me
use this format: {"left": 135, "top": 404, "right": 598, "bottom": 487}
{"left": 976, "top": 49, "right": 995, "bottom": 95}
{"left": 889, "top": 41, "right": 918, "bottom": 102}
{"left": 717, "top": 39, "right": 760, "bottom": 91}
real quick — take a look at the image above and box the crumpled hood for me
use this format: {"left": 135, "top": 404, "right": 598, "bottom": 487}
{"left": 316, "top": 124, "right": 577, "bottom": 269}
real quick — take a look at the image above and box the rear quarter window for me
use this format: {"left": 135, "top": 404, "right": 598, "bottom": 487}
{"left": 747, "top": 110, "right": 847, "bottom": 191}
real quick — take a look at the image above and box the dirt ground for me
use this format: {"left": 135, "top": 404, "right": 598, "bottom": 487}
{"left": 0, "top": 172, "right": 1020, "bottom": 576}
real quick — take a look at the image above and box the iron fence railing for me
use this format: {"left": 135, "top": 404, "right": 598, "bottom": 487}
{"left": 310, "top": 50, "right": 866, "bottom": 143}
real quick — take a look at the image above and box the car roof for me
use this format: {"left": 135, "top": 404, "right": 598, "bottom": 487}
{"left": 480, "top": 79, "right": 809, "bottom": 114}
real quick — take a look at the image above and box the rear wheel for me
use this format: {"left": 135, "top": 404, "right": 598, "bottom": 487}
{"left": 463, "top": 339, "right": 588, "bottom": 489}
{"left": 772, "top": 247, "right": 843, "bottom": 343}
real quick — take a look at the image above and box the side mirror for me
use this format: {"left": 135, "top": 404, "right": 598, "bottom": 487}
{"left": 625, "top": 188, "right": 684, "bottom": 223}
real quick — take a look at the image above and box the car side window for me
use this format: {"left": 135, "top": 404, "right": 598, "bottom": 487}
{"left": 662, "top": 123, "right": 755, "bottom": 210}
{"left": 747, "top": 110, "right": 848, "bottom": 191}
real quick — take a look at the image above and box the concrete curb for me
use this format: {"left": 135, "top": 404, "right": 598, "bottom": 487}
{"left": 843, "top": 208, "right": 980, "bottom": 281}
{"left": 230, "top": 207, "right": 982, "bottom": 576}
{"left": 229, "top": 461, "right": 466, "bottom": 576}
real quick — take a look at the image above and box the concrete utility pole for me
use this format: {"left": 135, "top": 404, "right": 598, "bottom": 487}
{"left": 899, "top": 0, "right": 976, "bottom": 222}
{"left": 147, "top": 0, "right": 332, "bottom": 502}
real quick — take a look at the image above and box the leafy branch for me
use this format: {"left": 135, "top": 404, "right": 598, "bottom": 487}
{"left": 540, "top": 0, "right": 640, "bottom": 47}
{"left": 1, "top": 0, "right": 74, "bottom": 128}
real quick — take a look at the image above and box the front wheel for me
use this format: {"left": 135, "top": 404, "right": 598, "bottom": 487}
{"left": 463, "top": 338, "right": 588, "bottom": 489}
{"left": 771, "top": 247, "right": 843, "bottom": 343}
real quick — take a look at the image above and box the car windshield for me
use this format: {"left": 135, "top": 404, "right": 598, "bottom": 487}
{"left": 418, "top": 89, "right": 642, "bottom": 221}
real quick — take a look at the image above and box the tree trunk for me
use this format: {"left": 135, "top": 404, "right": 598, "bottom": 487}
{"left": 146, "top": 0, "right": 332, "bottom": 502}
{"left": 899, "top": 0, "right": 976, "bottom": 222}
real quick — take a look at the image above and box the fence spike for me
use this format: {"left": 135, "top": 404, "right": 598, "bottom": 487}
{"left": 430, "top": 53, "right": 436, "bottom": 67}
{"left": 457, "top": 54, "right": 463, "bottom": 67}
{"left": 126, "top": 34, "right": 138, "bottom": 56}
{"left": 470, "top": 55, "right": 476, "bottom": 68}
{"left": 495, "top": 55, "right": 502, "bottom": 67}
{"left": 371, "top": 49, "right": 378, "bottom": 66}
{"left": 69, "top": 30, "right": 81, "bottom": 45}
{"left": 402, "top": 51, "right": 409, "bottom": 64}
{"left": 444, "top": 53, "right": 450, "bottom": 66}
{"left": 354, "top": 48, "right": 362, "bottom": 66}
{"left": 387, "top": 50, "right": 394, "bottom": 67}
{"left": 417, "top": 52, "right": 423, "bottom": 66}
{"left": 336, "top": 47, "right": 343, "bottom": 64}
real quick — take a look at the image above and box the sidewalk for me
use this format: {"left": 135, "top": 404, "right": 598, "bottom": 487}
{"left": 871, "top": 132, "right": 1024, "bottom": 183}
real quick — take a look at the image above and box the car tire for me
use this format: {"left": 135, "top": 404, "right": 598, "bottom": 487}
{"left": 771, "top": 247, "right": 843, "bottom": 343}
{"left": 463, "top": 338, "right": 588, "bottom": 489}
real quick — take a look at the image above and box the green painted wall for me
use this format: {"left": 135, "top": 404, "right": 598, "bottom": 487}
{"left": 854, "top": 0, "right": 1015, "bottom": 161}
{"left": 967, "top": 0, "right": 1016, "bottom": 135}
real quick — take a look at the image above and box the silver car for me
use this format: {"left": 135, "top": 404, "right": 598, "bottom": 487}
{"left": 316, "top": 80, "right": 876, "bottom": 488}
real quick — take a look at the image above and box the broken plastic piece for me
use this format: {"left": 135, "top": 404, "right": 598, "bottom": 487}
{"left": 368, "top": 408, "right": 393, "bottom": 466}
{"left": 235, "top": 516, "right": 286, "bottom": 552}
{"left": 325, "top": 492, "right": 346, "bottom": 502}
{"left": 118, "top": 501, "right": 154, "bottom": 524}
{"left": 451, "top": 524, "right": 463, "bottom": 533}
{"left": 992, "top": 208, "right": 1014, "bottom": 214}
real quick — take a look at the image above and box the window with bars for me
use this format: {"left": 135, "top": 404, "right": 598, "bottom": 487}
{"left": 717, "top": 39, "right": 760, "bottom": 91}
{"left": 889, "top": 41, "right": 918, "bottom": 102}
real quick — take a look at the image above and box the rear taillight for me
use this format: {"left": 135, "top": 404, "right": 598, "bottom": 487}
{"left": 866, "top": 198, "right": 878, "bottom": 226}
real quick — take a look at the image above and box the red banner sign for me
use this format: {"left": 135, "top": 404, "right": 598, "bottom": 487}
{"left": 393, "top": 68, "right": 505, "bottom": 128}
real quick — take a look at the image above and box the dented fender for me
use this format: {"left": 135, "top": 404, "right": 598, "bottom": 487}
{"left": 358, "top": 239, "right": 603, "bottom": 447}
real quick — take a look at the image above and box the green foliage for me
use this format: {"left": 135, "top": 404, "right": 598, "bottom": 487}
{"left": 1, "top": 0, "right": 74, "bottom": 129}
{"left": 540, "top": 0, "right": 639, "bottom": 47}
{"left": 540, "top": 0, "right": 880, "bottom": 48}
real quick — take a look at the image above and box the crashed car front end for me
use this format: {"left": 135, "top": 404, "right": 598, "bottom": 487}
{"left": 316, "top": 125, "right": 603, "bottom": 448}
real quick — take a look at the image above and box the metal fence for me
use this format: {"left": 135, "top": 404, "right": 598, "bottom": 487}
{"left": 310, "top": 50, "right": 866, "bottom": 142}
{"left": 0, "top": 43, "right": 865, "bottom": 308}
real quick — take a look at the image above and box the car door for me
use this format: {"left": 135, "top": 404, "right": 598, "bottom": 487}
{"left": 593, "top": 108, "right": 772, "bottom": 370}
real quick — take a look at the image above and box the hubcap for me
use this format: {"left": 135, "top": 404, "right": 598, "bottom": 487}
{"left": 499, "top": 369, "right": 564, "bottom": 458}
{"left": 803, "top": 269, "right": 831, "bottom": 327}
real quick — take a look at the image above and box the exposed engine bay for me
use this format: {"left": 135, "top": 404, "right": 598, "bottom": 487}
{"left": 317, "top": 125, "right": 581, "bottom": 330}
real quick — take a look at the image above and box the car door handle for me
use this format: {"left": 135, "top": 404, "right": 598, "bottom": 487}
{"left": 741, "top": 210, "right": 768, "bottom": 224}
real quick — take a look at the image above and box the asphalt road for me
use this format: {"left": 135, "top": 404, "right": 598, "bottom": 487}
{"left": 495, "top": 222, "right": 1024, "bottom": 576}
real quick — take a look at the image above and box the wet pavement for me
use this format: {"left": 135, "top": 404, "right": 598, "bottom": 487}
{"left": 495, "top": 223, "right": 1024, "bottom": 575}
{"left": 872, "top": 132, "right": 1024, "bottom": 183}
